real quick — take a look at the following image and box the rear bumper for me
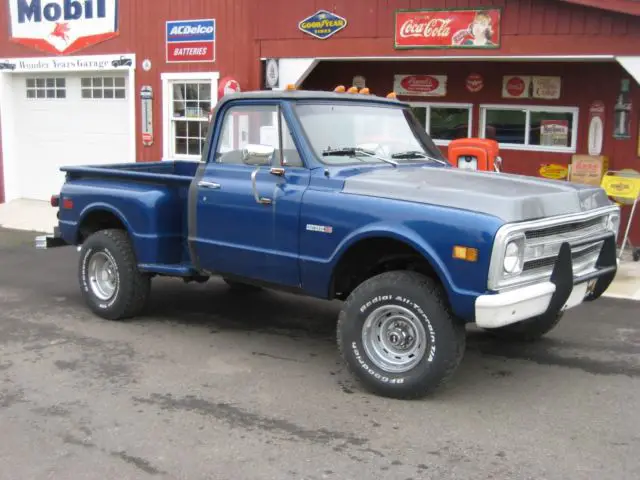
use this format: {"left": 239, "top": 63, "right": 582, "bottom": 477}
{"left": 35, "top": 227, "right": 68, "bottom": 249}
{"left": 475, "top": 233, "right": 618, "bottom": 329}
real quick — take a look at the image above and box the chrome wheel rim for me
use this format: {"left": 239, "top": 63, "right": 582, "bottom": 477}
{"left": 362, "top": 305, "right": 428, "bottom": 373}
{"left": 88, "top": 251, "right": 118, "bottom": 301}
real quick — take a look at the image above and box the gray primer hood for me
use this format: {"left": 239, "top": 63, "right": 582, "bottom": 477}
{"left": 342, "top": 166, "right": 612, "bottom": 223}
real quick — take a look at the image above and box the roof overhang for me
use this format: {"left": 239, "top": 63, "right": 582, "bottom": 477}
{"left": 617, "top": 56, "right": 640, "bottom": 85}
{"left": 556, "top": 0, "right": 640, "bottom": 16}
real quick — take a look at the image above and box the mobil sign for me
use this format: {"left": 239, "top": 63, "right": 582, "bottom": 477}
{"left": 8, "top": 0, "right": 119, "bottom": 55}
{"left": 166, "top": 19, "right": 216, "bottom": 63}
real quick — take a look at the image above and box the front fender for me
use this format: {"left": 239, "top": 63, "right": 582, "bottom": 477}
{"left": 329, "top": 223, "right": 455, "bottom": 297}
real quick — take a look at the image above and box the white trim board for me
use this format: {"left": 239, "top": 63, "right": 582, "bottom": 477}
{"left": 161, "top": 71, "right": 220, "bottom": 161}
{"left": 261, "top": 55, "right": 617, "bottom": 62}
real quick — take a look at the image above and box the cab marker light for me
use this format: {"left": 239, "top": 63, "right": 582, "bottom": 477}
{"left": 334, "top": 85, "right": 346, "bottom": 92}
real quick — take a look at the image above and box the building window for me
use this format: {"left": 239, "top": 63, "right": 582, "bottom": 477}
{"left": 81, "top": 77, "right": 126, "bottom": 99}
{"left": 480, "top": 105, "right": 578, "bottom": 152}
{"left": 26, "top": 78, "right": 66, "bottom": 99}
{"left": 410, "top": 103, "right": 473, "bottom": 145}
{"left": 171, "top": 81, "right": 212, "bottom": 158}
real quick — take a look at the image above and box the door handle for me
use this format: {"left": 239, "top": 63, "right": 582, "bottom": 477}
{"left": 251, "top": 167, "right": 272, "bottom": 205}
{"left": 198, "top": 181, "right": 221, "bottom": 189}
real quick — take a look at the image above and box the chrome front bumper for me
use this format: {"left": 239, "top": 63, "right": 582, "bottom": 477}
{"left": 475, "top": 233, "right": 618, "bottom": 329}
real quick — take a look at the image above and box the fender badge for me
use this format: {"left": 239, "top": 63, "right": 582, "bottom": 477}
{"left": 306, "top": 224, "right": 333, "bottom": 234}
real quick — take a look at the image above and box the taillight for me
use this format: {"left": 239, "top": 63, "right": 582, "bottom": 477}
{"left": 50, "top": 195, "right": 59, "bottom": 207}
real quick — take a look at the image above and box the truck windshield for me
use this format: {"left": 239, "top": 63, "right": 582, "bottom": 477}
{"left": 294, "top": 102, "right": 447, "bottom": 166}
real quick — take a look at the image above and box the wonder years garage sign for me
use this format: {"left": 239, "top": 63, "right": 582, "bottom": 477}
{"left": 8, "top": 0, "right": 120, "bottom": 55}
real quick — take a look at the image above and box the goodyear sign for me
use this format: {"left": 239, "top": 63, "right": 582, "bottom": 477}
{"left": 298, "top": 10, "right": 347, "bottom": 39}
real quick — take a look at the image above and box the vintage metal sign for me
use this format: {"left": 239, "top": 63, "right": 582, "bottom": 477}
{"left": 395, "top": 8, "right": 501, "bottom": 49}
{"left": 8, "top": 0, "right": 120, "bottom": 55}
{"left": 393, "top": 74, "right": 447, "bottom": 97}
{"left": 298, "top": 10, "right": 347, "bottom": 39}
{"left": 166, "top": 18, "right": 216, "bottom": 63}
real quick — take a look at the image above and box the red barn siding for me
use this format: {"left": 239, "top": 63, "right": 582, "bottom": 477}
{"left": 0, "top": 0, "right": 257, "bottom": 163}
{"left": 257, "top": 0, "right": 640, "bottom": 58}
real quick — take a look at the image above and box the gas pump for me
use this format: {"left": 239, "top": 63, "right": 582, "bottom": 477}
{"left": 447, "top": 138, "right": 502, "bottom": 172}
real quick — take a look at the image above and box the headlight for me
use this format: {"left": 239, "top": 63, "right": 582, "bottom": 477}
{"left": 607, "top": 212, "right": 620, "bottom": 239}
{"left": 503, "top": 240, "right": 523, "bottom": 274}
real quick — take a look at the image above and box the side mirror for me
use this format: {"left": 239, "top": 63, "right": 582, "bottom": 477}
{"left": 242, "top": 144, "right": 275, "bottom": 166}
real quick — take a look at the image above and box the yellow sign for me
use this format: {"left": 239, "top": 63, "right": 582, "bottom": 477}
{"left": 601, "top": 170, "right": 640, "bottom": 206}
{"left": 539, "top": 163, "right": 568, "bottom": 180}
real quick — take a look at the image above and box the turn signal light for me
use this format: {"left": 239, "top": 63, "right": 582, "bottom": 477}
{"left": 452, "top": 245, "right": 478, "bottom": 262}
{"left": 334, "top": 85, "right": 346, "bottom": 92}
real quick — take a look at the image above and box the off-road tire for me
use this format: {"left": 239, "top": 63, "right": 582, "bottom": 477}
{"left": 337, "top": 270, "right": 466, "bottom": 399}
{"left": 222, "top": 277, "right": 263, "bottom": 293}
{"left": 78, "top": 229, "right": 151, "bottom": 321}
{"left": 482, "top": 311, "right": 564, "bottom": 342}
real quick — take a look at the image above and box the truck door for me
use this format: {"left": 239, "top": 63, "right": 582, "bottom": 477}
{"left": 190, "top": 102, "right": 310, "bottom": 287}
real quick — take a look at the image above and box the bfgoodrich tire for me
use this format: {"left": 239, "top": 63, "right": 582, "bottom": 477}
{"left": 337, "top": 271, "right": 466, "bottom": 399}
{"left": 483, "top": 311, "right": 564, "bottom": 342}
{"left": 78, "top": 229, "right": 151, "bottom": 321}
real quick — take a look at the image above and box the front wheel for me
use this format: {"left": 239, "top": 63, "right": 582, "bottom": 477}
{"left": 337, "top": 271, "right": 466, "bottom": 399}
{"left": 78, "top": 229, "right": 151, "bottom": 321}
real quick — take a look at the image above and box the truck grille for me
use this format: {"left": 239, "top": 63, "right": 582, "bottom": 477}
{"left": 522, "top": 213, "right": 608, "bottom": 278}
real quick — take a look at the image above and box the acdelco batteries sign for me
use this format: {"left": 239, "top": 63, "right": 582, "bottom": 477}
{"left": 166, "top": 19, "right": 216, "bottom": 63}
{"left": 8, "top": 0, "right": 120, "bottom": 55}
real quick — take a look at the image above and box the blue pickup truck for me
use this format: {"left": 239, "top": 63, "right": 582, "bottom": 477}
{"left": 37, "top": 89, "right": 620, "bottom": 399}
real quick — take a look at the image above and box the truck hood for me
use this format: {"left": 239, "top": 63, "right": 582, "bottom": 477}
{"left": 341, "top": 166, "right": 612, "bottom": 223}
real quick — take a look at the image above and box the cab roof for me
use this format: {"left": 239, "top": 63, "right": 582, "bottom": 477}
{"left": 218, "top": 89, "right": 407, "bottom": 107}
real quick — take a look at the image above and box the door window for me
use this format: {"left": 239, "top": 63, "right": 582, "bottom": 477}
{"left": 214, "top": 105, "right": 303, "bottom": 167}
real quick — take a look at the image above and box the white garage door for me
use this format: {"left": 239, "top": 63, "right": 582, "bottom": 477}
{"left": 12, "top": 72, "right": 131, "bottom": 201}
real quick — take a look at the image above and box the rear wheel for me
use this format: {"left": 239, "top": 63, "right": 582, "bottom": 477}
{"left": 337, "top": 270, "right": 466, "bottom": 399}
{"left": 78, "top": 229, "right": 151, "bottom": 320}
{"left": 482, "top": 311, "right": 564, "bottom": 342}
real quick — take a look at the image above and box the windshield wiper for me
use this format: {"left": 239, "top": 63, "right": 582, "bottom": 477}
{"left": 322, "top": 147, "right": 398, "bottom": 167}
{"left": 390, "top": 150, "right": 449, "bottom": 166}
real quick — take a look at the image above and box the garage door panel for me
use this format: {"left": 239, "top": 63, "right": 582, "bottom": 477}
{"left": 13, "top": 72, "right": 131, "bottom": 201}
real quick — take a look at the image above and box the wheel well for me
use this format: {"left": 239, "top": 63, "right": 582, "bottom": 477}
{"left": 330, "top": 237, "right": 442, "bottom": 300}
{"left": 77, "top": 210, "right": 127, "bottom": 243}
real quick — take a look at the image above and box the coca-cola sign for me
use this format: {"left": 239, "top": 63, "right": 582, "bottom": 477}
{"left": 393, "top": 74, "right": 447, "bottom": 97}
{"left": 395, "top": 8, "right": 501, "bottom": 49}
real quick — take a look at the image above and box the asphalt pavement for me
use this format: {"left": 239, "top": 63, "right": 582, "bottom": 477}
{"left": 0, "top": 227, "right": 639, "bottom": 480}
